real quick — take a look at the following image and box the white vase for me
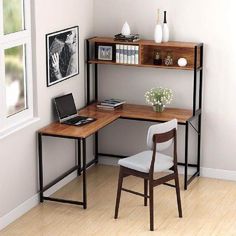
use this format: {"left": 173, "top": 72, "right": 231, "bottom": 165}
{"left": 154, "top": 9, "right": 162, "bottom": 43}
{"left": 121, "top": 21, "right": 131, "bottom": 36}
{"left": 162, "top": 11, "right": 169, "bottom": 42}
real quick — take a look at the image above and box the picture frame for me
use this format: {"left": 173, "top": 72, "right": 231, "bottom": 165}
{"left": 98, "top": 45, "right": 113, "bottom": 61}
{"left": 46, "top": 26, "right": 79, "bottom": 87}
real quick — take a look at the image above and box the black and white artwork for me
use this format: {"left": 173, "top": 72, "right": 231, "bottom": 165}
{"left": 98, "top": 45, "right": 113, "bottom": 60}
{"left": 46, "top": 26, "right": 79, "bottom": 87}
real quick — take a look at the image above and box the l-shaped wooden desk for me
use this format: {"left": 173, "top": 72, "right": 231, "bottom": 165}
{"left": 38, "top": 103, "right": 196, "bottom": 208}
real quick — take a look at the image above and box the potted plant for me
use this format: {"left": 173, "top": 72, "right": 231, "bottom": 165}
{"left": 145, "top": 87, "right": 173, "bottom": 112}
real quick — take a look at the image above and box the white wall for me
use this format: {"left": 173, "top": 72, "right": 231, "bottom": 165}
{"left": 93, "top": 0, "right": 236, "bottom": 170}
{"left": 0, "top": 0, "right": 94, "bottom": 219}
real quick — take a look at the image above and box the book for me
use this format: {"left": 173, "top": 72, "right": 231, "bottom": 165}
{"left": 116, "top": 44, "right": 120, "bottom": 63}
{"left": 119, "top": 44, "right": 124, "bottom": 63}
{"left": 127, "top": 45, "right": 131, "bottom": 64}
{"left": 135, "top": 46, "right": 139, "bottom": 64}
{"left": 96, "top": 104, "right": 124, "bottom": 110}
{"left": 131, "top": 45, "right": 135, "bottom": 64}
{"left": 123, "top": 45, "right": 128, "bottom": 64}
{"left": 100, "top": 98, "right": 126, "bottom": 107}
{"left": 114, "top": 33, "right": 140, "bottom": 42}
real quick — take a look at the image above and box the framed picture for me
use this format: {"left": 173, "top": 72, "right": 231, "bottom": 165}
{"left": 46, "top": 26, "right": 79, "bottom": 87}
{"left": 98, "top": 45, "right": 113, "bottom": 60}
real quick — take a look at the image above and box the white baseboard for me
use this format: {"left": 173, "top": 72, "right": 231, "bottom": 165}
{"left": 201, "top": 167, "right": 236, "bottom": 181}
{"left": 99, "top": 156, "right": 236, "bottom": 181}
{"left": 0, "top": 170, "right": 78, "bottom": 231}
{"left": 0, "top": 194, "right": 39, "bottom": 231}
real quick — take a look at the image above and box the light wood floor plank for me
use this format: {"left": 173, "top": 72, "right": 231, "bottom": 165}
{"left": 1, "top": 165, "right": 236, "bottom": 235}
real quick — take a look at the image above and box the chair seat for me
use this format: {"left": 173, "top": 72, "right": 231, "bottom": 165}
{"left": 118, "top": 150, "right": 174, "bottom": 173}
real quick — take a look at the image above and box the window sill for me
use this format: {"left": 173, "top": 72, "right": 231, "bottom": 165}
{"left": 0, "top": 117, "right": 40, "bottom": 140}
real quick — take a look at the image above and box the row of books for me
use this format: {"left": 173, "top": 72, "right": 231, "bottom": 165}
{"left": 116, "top": 44, "right": 139, "bottom": 64}
{"left": 96, "top": 98, "right": 126, "bottom": 110}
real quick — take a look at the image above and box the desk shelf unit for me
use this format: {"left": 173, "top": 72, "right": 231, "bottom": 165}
{"left": 86, "top": 37, "right": 203, "bottom": 190}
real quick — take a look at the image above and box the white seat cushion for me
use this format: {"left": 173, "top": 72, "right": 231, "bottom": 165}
{"left": 118, "top": 150, "right": 173, "bottom": 173}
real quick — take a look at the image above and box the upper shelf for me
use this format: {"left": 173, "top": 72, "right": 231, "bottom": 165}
{"left": 87, "top": 37, "right": 203, "bottom": 70}
{"left": 88, "top": 37, "right": 202, "bottom": 49}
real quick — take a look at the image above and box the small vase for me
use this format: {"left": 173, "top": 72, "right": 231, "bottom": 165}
{"left": 154, "top": 9, "right": 162, "bottom": 43}
{"left": 121, "top": 21, "right": 131, "bottom": 36}
{"left": 153, "top": 104, "right": 165, "bottom": 112}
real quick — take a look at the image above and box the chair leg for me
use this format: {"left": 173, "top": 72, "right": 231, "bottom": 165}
{"left": 114, "top": 167, "right": 124, "bottom": 219}
{"left": 174, "top": 170, "right": 183, "bottom": 218}
{"left": 144, "top": 179, "right": 148, "bottom": 206}
{"left": 149, "top": 181, "right": 154, "bottom": 231}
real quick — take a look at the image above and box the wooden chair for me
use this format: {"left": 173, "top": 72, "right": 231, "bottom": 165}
{"left": 114, "top": 119, "right": 182, "bottom": 231}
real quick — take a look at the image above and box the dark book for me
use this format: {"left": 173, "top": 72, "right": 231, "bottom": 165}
{"left": 114, "top": 33, "right": 140, "bottom": 42}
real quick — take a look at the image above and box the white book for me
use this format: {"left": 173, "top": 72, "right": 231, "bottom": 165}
{"left": 127, "top": 45, "right": 131, "bottom": 64}
{"left": 123, "top": 45, "right": 128, "bottom": 64}
{"left": 135, "top": 46, "right": 139, "bottom": 64}
{"left": 131, "top": 46, "right": 135, "bottom": 64}
{"left": 120, "top": 45, "right": 124, "bottom": 63}
{"left": 116, "top": 44, "right": 120, "bottom": 63}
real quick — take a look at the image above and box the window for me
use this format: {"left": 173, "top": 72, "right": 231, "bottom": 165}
{"left": 0, "top": 0, "right": 34, "bottom": 136}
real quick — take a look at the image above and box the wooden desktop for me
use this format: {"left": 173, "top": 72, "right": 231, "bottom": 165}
{"left": 38, "top": 103, "right": 193, "bottom": 208}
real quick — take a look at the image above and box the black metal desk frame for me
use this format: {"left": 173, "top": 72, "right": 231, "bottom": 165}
{"left": 38, "top": 134, "right": 97, "bottom": 207}
{"left": 86, "top": 39, "right": 204, "bottom": 190}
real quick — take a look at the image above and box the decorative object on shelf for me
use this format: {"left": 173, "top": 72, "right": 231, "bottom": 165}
{"left": 178, "top": 58, "right": 188, "bottom": 67}
{"left": 46, "top": 26, "right": 79, "bottom": 87}
{"left": 145, "top": 87, "right": 173, "bottom": 112}
{"left": 114, "top": 33, "right": 140, "bottom": 42}
{"left": 153, "top": 50, "right": 162, "bottom": 65}
{"left": 154, "top": 9, "right": 162, "bottom": 43}
{"left": 98, "top": 45, "right": 113, "bottom": 61}
{"left": 162, "top": 11, "right": 169, "bottom": 42}
{"left": 121, "top": 21, "right": 131, "bottom": 36}
{"left": 164, "top": 51, "right": 173, "bottom": 66}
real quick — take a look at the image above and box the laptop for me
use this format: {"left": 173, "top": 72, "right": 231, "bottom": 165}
{"left": 54, "top": 93, "right": 96, "bottom": 126}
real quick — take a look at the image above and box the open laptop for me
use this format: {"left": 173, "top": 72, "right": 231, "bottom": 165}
{"left": 54, "top": 93, "right": 96, "bottom": 126}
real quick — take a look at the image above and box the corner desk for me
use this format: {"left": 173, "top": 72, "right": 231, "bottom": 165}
{"left": 38, "top": 102, "right": 196, "bottom": 208}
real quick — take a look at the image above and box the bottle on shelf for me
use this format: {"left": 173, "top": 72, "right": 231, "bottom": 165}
{"left": 154, "top": 9, "right": 162, "bottom": 43}
{"left": 162, "top": 11, "right": 169, "bottom": 42}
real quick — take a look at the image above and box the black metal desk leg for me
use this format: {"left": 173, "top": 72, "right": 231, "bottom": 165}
{"left": 95, "top": 132, "right": 98, "bottom": 164}
{"left": 82, "top": 138, "right": 87, "bottom": 209}
{"left": 38, "top": 133, "right": 44, "bottom": 202}
{"left": 77, "top": 139, "right": 81, "bottom": 176}
{"left": 197, "top": 115, "right": 202, "bottom": 176}
{"left": 184, "top": 122, "right": 189, "bottom": 190}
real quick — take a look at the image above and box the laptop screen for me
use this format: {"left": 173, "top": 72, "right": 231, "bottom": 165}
{"left": 54, "top": 93, "right": 77, "bottom": 120}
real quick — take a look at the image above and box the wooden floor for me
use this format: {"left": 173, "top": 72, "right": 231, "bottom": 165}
{"left": 1, "top": 165, "right": 236, "bottom": 236}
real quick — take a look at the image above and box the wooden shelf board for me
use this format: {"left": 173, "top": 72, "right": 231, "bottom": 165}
{"left": 88, "top": 37, "right": 201, "bottom": 48}
{"left": 88, "top": 60, "right": 194, "bottom": 71}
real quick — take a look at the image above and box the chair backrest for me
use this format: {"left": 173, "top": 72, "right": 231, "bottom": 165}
{"left": 146, "top": 119, "right": 177, "bottom": 151}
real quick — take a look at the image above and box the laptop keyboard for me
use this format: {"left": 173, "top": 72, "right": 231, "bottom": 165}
{"left": 63, "top": 116, "right": 95, "bottom": 126}
{"left": 63, "top": 116, "right": 88, "bottom": 125}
